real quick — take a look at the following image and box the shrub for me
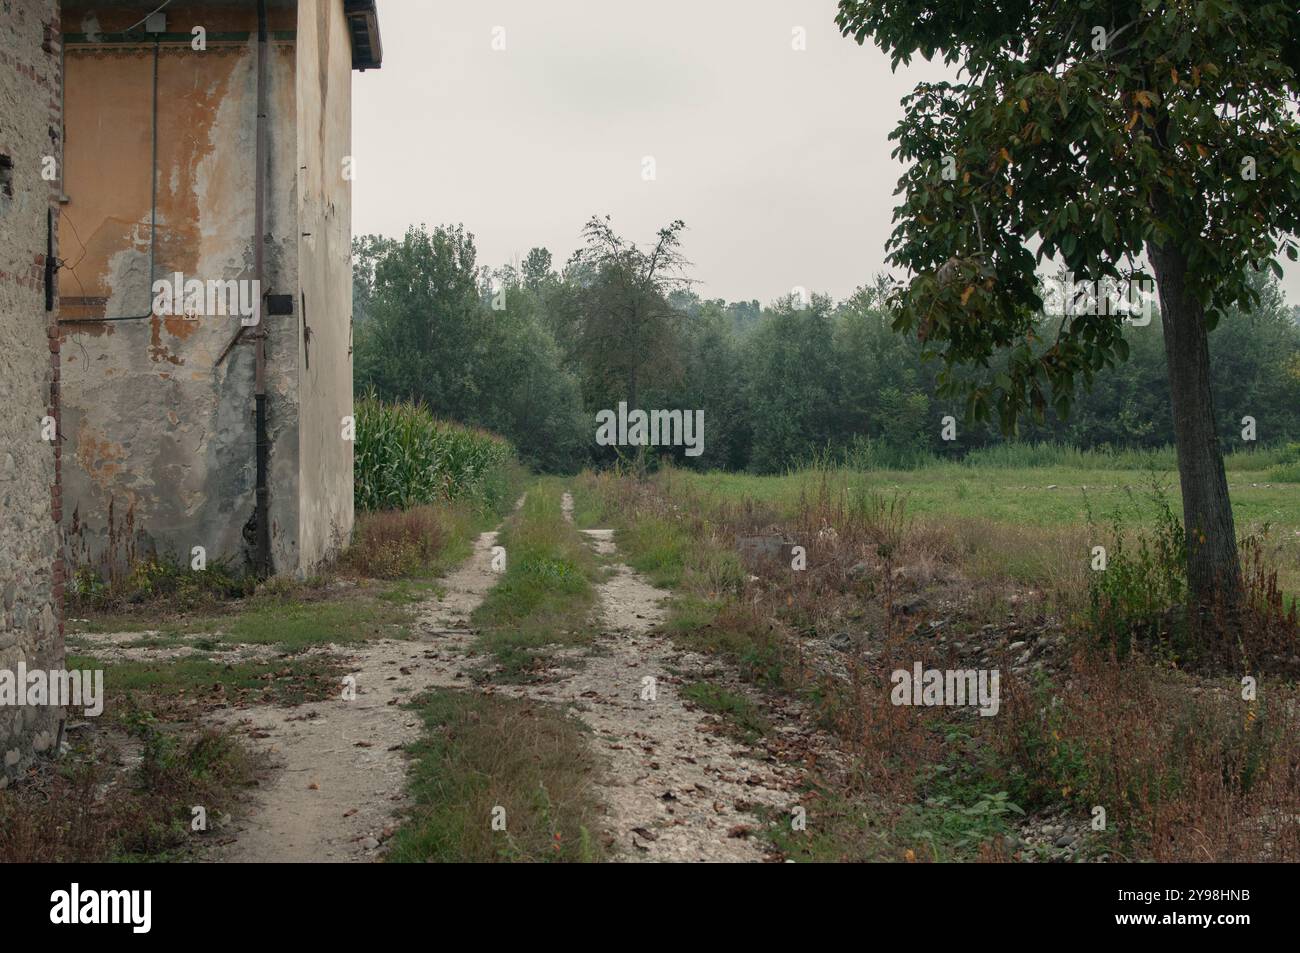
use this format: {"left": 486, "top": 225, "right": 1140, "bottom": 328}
{"left": 67, "top": 554, "right": 254, "bottom": 615}
{"left": 341, "top": 505, "right": 465, "bottom": 579}
{"left": 1085, "top": 478, "right": 1188, "bottom": 661}
{"left": 1084, "top": 477, "right": 1298, "bottom": 674}
{"left": 995, "top": 657, "right": 1300, "bottom": 861}
{"left": 0, "top": 712, "right": 255, "bottom": 862}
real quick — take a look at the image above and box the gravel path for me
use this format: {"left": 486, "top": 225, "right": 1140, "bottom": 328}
{"left": 207, "top": 529, "right": 503, "bottom": 862}
{"left": 208, "top": 489, "right": 808, "bottom": 862}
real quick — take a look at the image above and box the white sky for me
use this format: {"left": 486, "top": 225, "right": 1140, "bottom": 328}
{"left": 352, "top": 0, "right": 1298, "bottom": 309}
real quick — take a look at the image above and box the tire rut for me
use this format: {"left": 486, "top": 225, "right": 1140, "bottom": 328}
{"left": 207, "top": 528, "right": 505, "bottom": 862}
{"left": 211, "top": 489, "right": 808, "bottom": 863}
{"left": 480, "top": 492, "right": 803, "bottom": 861}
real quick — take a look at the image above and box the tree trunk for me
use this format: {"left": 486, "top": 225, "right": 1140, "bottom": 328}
{"left": 1145, "top": 235, "right": 1242, "bottom": 610}
{"left": 628, "top": 364, "right": 646, "bottom": 477}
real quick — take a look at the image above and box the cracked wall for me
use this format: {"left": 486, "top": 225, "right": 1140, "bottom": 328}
{"left": 59, "top": 1, "right": 312, "bottom": 577}
{"left": 0, "top": 0, "right": 64, "bottom": 785}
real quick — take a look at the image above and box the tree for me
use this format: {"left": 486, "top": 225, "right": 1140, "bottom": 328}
{"left": 521, "top": 247, "right": 556, "bottom": 292}
{"left": 355, "top": 225, "right": 484, "bottom": 418}
{"left": 473, "top": 270, "right": 588, "bottom": 472}
{"left": 745, "top": 293, "right": 840, "bottom": 473}
{"left": 675, "top": 299, "right": 754, "bottom": 470}
{"left": 836, "top": 0, "right": 1300, "bottom": 610}
{"left": 1208, "top": 270, "right": 1300, "bottom": 450}
{"left": 354, "top": 226, "right": 587, "bottom": 471}
{"left": 351, "top": 234, "right": 396, "bottom": 325}
{"left": 571, "top": 216, "right": 694, "bottom": 467}
{"left": 834, "top": 277, "right": 937, "bottom": 460}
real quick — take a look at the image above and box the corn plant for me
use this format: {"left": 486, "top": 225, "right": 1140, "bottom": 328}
{"left": 354, "top": 396, "right": 515, "bottom": 512}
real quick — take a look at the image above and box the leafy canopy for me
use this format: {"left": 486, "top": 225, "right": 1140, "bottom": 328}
{"left": 836, "top": 0, "right": 1300, "bottom": 431}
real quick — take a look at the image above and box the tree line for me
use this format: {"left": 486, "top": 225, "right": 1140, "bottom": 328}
{"left": 352, "top": 219, "right": 1300, "bottom": 475}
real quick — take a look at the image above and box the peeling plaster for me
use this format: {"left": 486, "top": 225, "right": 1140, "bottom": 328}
{"left": 57, "top": 1, "right": 350, "bottom": 580}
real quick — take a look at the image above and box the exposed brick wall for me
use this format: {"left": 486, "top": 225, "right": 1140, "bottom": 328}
{"left": 0, "top": 0, "right": 64, "bottom": 786}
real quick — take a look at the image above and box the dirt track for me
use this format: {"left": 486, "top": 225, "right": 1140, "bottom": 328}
{"left": 204, "top": 492, "right": 807, "bottom": 862}
{"left": 206, "top": 529, "right": 502, "bottom": 862}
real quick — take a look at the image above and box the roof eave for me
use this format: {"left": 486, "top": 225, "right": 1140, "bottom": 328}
{"left": 343, "top": 0, "right": 382, "bottom": 71}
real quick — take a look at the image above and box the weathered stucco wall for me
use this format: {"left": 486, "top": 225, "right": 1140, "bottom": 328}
{"left": 59, "top": 1, "right": 306, "bottom": 576}
{"left": 0, "top": 0, "right": 64, "bottom": 785}
{"left": 294, "top": 0, "right": 354, "bottom": 568}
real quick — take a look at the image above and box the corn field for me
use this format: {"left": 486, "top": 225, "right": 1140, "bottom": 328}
{"left": 354, "top": 396, "right": 516, "bottom": 512}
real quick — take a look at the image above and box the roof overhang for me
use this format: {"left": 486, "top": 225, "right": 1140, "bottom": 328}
{"left": 343, "top": 0, "right": 382, "bottom": 70}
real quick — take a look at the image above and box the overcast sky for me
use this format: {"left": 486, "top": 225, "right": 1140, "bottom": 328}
{"left": 352, "top": 0, "right": 1298, "bottom": 309}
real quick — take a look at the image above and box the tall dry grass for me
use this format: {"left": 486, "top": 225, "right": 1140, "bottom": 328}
{"left": 579, "top": 463, "right": 1300, "bottom": 860}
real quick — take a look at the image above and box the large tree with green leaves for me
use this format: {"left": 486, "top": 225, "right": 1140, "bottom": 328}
{"left": 570, "top": 216, "right": 694, "bottom": 458}
{"left": 836, "top": 0, "right": 1300, "bottom": 610}
{"left": 355, "top": 225, "right": 484, "bottom": 416}
{"left": 744, "top": 293, "right": 842, "bottom": 472}
{"left": 354, "top": 226, "right": 587, "bottom": 471}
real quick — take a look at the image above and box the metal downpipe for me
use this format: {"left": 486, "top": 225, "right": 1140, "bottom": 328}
{"left": 253, "top": 0, "right": 271, "bottom": 576}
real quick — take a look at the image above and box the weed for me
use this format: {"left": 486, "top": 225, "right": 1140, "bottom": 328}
{"left": 387, "top": 689, "right": 605, "bottom": 862}
{"left": 472, "top": 482, "right": 597, "bottom": 678}
{"left": 1085, "top": 477, "right": 1188, "bottom": 662}
{"left": 680, "top": 681, "right": 770, "bottom": 743}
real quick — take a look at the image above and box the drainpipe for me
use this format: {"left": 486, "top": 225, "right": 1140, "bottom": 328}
{"left": 253, "top": 0, "right": 271, "bottom": 576}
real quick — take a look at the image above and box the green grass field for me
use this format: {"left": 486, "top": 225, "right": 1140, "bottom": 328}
{"left": 662, "top": 451, "right": 1300, "bottom": 596}
{"left": 676, "top": 463, "right": 1298, "bottom": 532}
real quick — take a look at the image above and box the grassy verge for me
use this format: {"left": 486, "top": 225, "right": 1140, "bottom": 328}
{"left": 471, "top": 481, "right": 599, "bottom": 681}
{"left": 670, "top": 453, "right": 1300, "bottom": 596}
{"left": 70, "top": 500, "right": 508, "bottom": 632}
{"left": 66, "top": 652, "right": 347, "bottom": 721}
{"left": 386, "top": 689, "right": 606, "bottom": 862}
{"left": 68, "top": 584, "right": 420, "bottom": 658}
{"left": 0, "top": 716, "right": 258, "bottom": 862}
{"left": 66, "top": 491, "right": 524, "bottom": 670}
{"left": 575, "top": 464, "right": 1300, "bottom": 862}
{"left": 678, "top": 461, "right": 1299, "bottom": 530}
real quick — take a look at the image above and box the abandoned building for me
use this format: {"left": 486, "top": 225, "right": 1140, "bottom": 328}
{"left": 57, "top": 0, "right": 380, "bottom": 580}
{"left": 1, "top": 0, "right": 379, "bottom": 784}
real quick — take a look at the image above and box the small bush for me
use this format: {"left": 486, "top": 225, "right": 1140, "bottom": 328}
{"left": 1085, "top": 480, "right": 1188, "bottom": 662}
{"left": 1266, "top": 462, "right": 1300, "bottom": 483}
{"left": 342, "top": 505, "right": 462, "bottom": 579}
{"left": 0, "top": 714, "right": 256, "bottom": 862}
{"left": 1084, "top": 479, "right": 1299, "bottom": 674}
{"left": 995, "top": 657, "right": 1300, "bottom": 861}
{"left": 67, "top": 554, "right": 254, "bottom": 615}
